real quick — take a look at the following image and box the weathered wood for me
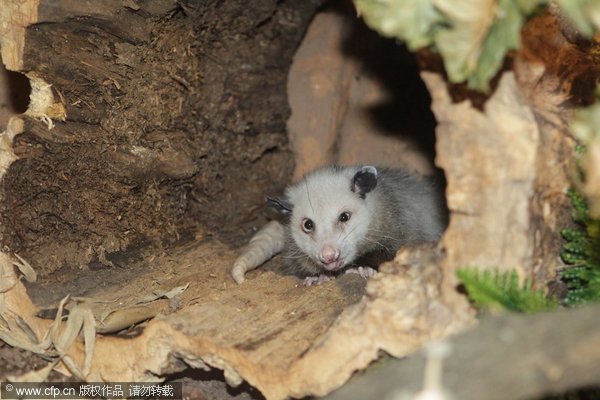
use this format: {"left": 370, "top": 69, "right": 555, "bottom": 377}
{"left": 326, "top": 304, "right": 600, "bottom": 400}
{"left": 426, "top": 10, "right": 583, "bottom": 290}
{"left": 37, "top": 0, "right": 164, "bottom": 22}
{"left": 0, "top": 0, "right": 38, "bottom": 70}
{"left": 15, "top": 242, "right": 471, "bottom": 400}
{"left": 427, "top": 71, "right": 546, "bottom": 284}
{"left": 12, "top": 239, "right": 368, "bottom": 398}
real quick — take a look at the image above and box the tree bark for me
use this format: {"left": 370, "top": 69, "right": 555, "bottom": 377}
{"left": 424, "top": 10, "right": 588, "bottom": 292}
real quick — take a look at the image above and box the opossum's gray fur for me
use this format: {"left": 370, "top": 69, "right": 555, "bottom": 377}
{"left": 270, "top": 165, "right": 448, "bottom": 277}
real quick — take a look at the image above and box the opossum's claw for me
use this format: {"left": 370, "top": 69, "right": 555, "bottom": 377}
{"left": 345, "top": 266, "right": 377, "bottom": 279}
{"left": 303, "top": 274, "right": 333, "bottom": 286}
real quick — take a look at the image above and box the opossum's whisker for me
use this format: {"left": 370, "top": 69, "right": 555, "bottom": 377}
{"left": 285, "top": 250, "right": 305, "bottom": 258}
{"left": 341, "top": 224, "right": 360, "bottom": 242}
{"left": 362, "top": 236, "right": 392, "bottom": 253}
{"left": 367, "top": 234, "right": 403, "bottom": 243}
{"left": 367, "top": 228, "right": 403, "bottom": 235}
{"left": 304, "top": 178, "right": 315, "bottom": 215}
{"left": 282, "top": 254, "right": 309, "bottom": 259}
{"left": 284, "top": 247, "right": 305, "bottom": 257}
{"left": 366, "top": 230, "right": 405, "bottom": 243}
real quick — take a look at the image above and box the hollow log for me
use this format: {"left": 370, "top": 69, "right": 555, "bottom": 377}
{"left": 0, "top": 1, "right": 596, "bottom": 400}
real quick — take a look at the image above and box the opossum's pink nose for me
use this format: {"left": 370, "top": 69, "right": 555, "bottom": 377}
{"left": 319, "top": 245, "right": 340, "bottom": 266}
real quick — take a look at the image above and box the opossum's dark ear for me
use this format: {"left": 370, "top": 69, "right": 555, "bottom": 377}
{"left": 266, "top": 196, "right": 293, "bottom": 215}
{"left": 352, "top": 166, "right": 378, "bottom": 198}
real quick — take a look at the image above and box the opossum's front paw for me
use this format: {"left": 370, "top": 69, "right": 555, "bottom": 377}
{"left": 303, "top": 274, "right": 333, "bottom": 286}
{"left": 345, "top": 266, "right": 377, "bottom": 279}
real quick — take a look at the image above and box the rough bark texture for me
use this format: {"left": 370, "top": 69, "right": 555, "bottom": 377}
{"left": 517, "top": 10, "right": 599, "bottom": 284}
{"left": 426, "top": 71, "right": 545, "bottom": 283}
{"left": 0, "top": 0, "right": 321, "bottom": 275}
{"left": 422, "top": 10, "right": 586, "bottom": 290}
{"left": 519, "top": 8, "right": 600, "bottom": 222}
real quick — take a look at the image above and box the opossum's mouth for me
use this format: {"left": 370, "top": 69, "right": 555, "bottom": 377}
{"left": 321, "top": 259, "right": 345, "bottom": 271}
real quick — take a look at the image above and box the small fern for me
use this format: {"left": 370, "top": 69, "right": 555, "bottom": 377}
{"left": 559, "top": 188, "right": 600, "bottom": 306}
{"left": 457, "top": 268, "right": 558, "bottom": 314}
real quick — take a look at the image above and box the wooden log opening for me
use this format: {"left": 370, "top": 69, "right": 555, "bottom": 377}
{"left": 0, "top": 0, "right": 597, "bottom": 399}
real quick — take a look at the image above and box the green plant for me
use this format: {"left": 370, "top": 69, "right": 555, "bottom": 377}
{"left": 559, "top": 188, "right": 600, "bottom": 306}
{"left": 456, "top": 268, "right": 558, "bottom": 313}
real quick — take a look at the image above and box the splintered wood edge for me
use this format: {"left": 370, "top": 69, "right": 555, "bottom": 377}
{"left": 53, "top": 290, "right": 380, "bottom": 400}
{"left": 68, "top": 297, "right": 392, "bottom": 400}
{"left": 66, "top": 261, "right": 475, "bottom": 400}
{"left": 0, "top": 116, "right": 22, "bottom": 175}
{"left": 0, "top": 253, "right": 52, "bottom": 351}
{"left": 0, "top": 0, "right": 66, "bottom": 334}
{"left": 0, "top": 0, "right": 39, "bottom": 71}
{"left": 0, "top": 0, "right": 44, "bottom": 365}
{"left": 1, "top": 0, "right": 132, "bottom": 72}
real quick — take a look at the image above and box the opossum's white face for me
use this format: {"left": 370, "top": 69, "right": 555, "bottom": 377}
{"left": 270, "top": 166, "right": 377, "bottom": 272}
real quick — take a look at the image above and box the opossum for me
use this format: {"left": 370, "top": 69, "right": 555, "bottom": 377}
{"left": 231, "top": 165, "right": 448, "bottom": 285}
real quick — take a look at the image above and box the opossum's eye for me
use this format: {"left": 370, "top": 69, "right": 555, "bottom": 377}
{"left": 339, "top": 211, "right": 351, "bottom": 223}
{"left": 301, "top": 218, "right": 314, "bottom": 233}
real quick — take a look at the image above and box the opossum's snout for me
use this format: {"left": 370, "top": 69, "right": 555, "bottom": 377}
{"left": 318, "top": 244, "right": 344, "bottom": 271}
